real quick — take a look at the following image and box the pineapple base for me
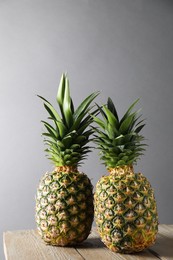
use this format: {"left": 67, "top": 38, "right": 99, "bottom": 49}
{"left": 94, "top": 165, "right": 158, "bottom": 253}
{"left": 35, "top": 167, "right": 94, "bottom": 246}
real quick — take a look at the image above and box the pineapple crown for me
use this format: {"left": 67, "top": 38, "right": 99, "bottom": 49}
{"left": 38, "top": 73, "right": 99, "bottom": 167}
{"left": 93, "top": 98, "right": 146, "bottom": 168}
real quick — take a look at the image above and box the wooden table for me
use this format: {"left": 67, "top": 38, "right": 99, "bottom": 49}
{"left": 3, "top": 225, "right": 173, "bottom": 260}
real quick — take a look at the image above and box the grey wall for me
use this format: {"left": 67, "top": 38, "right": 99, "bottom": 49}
{"left": 0, "top": 0, "right": 173, "bottom": 258}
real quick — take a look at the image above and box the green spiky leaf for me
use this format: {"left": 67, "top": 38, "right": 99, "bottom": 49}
{"left": 93, "top": 98, "right": 146, "bottom": 167}
{"left": 38, "top": 73, "right": 99, "bottom": 167}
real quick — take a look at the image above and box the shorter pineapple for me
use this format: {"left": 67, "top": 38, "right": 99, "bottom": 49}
{"left": 35, "top": 74, "right": 99, "bottom": 246}
{"left": 93, "top": 98, "right": 158, "bottom": 253}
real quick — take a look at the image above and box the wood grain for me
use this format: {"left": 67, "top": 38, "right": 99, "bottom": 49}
{"left": 3, "top": 230, "right": 83, "bottom": 260}
{"left": 149, "top": 225, "right": 173, "bottom": 260}
{"left": 3, "top": 225, "right": 173, "bottom": 260}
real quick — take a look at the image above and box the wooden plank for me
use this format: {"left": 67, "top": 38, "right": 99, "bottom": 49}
{"left": 149, "top": 224, "right": 173, "bottom": 260}
{"left": 75, "top": 228, "right": 158, "bottom": 260}
{"left": 158, "top": 224, "right": 173, "bottom": 238}
{"left": 3, "top": 230, "right": 83, "bottom": 260}
{"left": 3, "top": 225, "right": 173, "bottom": 260}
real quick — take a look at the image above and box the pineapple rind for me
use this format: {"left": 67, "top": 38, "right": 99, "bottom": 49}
{"left": 36, "top": 170, "right": 94, "bottom": 246}
{"left": 94, "top": 166, "right": 158, "bottom": 253}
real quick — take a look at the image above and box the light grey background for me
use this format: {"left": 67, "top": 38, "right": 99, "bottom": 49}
{"left": 0, "top": 0, "right": 173, "bottom": 258}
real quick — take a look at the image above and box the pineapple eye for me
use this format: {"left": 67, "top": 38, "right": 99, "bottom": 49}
{"left": 66, "top": 195, "right": 76, "bottom": 205}
{"left": 57, "top": 188, "right": 68, "bottom": 197}
{"left": 44, "top": 175, "right": 53, "bottom": 185}
{"left": 143, "top": 197, "right": 151, "bottom": 208}
{"left": 113, "top": 216, "right": 124, "bottom": 226}
{"left": 123, "top": 223, "right": 136, "bottom": 235}
{"left": 78, "top": 223, "right": 85, "bottom": 233}
{"left": 50, "top": 181, "right": 60, "bottom": 190}
{"left": 39, "top": 210, "right": 47, "bottom": 219}
{"left": 77, "top": 192, "right": 86, "bottom": 201}
{"left": 105, "top": 209, "right": 114, "bottom": 218}
{"left": 134, "top": 203, "right": 146, "bottom": 214}
{"left": 124, "top": 210, "right": 137, "bottom": 221}
{"left": 46, "top": 204, "right": 56, "bottom": 214}
{"left": 58, "top": 210, "right": 69, "bottom": 220}
{"left": 55, "top": 199, "right": 67, "bottom": 210}
{"left": 70, "top": 216, "right": 79, "bottom": 226}
{"left": 40, "top": 220, "right": 48, "bottom": 231}
{"left": 68, "top": 230, "right": 78, "bottom": 239}
{"left": 121, "top": 237, "right": 132, "bottom": 248}
{"left": 47, "top": 193, "right": 57, "bottom": 203}
{"left": 135, "top": 217, "right": 145, "bottom": 227}
{"left": 103, "top": 220, "right": 113, "bottom": 230}
{"left": 42, "top": 186, "right": 50, "bottom": 196}
{"left": 114, "top": 203, "right": 125, "bottom": 214}
{"left": 111, "top": 228, "right": 123, "bottom": 243}
{"left": 59, "top": 220, "right": 70, "bottom": 232}
{"left": 105, "top": 198, "right": 115, "bottom": 209}
{"left": 69, "top": 205, "right": 80, "bottom": 215}
{"left": 60, "top": 175, "right": 71, "bottom": 185}
{"left": 40, "top": 198, "right": 48, "bottom": 207}
{"left": 133, "top": 191, "right": 143, "bottom": 202}
{"left": 48, "top": 215, "right": 58, "bottom": 225}
{"left": 124, "top": 197, "right": 136, "bottom": 207}
{"left": 99, "top": 191, "right": 108, "bottom": 199}
{"left": 114, "top": 192, "right": 126, "bottom": 203}
{"left": 68, "top": 185, "right": 76, "bottom": 193}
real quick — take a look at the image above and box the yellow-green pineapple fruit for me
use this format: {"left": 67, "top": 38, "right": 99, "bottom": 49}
{"left": 93, "top": 98, "right": 158, "bottom": 253}
{"left": 35, "top": 74, "right": 99, "bottom": 246}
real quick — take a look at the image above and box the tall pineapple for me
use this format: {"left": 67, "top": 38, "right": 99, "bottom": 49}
{"left": 93, "top": 98, "right": 158, "bottom": 253}
{"left": 35, "top": 74, "right": 99, "bottom": 246}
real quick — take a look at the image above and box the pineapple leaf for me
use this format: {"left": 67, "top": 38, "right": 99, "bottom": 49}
{"left": 41, "top": 120, "right": 59, "bottom": 137}
{"left": 38, "top": 74, "right": 99, "bottom": 166}
{"left": 75, "top": 135, "right": 87, "bottom": 144}
{"left": 74, "top": 92, "right": 100, "bottom": 120}
{"left": 107, "top": 123, "right": 117, "bottom": 139}
{"left": 42, "top": 132, "right": 57, "bottom": 142}
{"left": 107, "top": 97, "right": 119, "bottom": 121}
{"left": 43, "top": 103, "right": 61, "bottom": 122}
{"left": 43, "top": 125, "right": 57, "bottom": 140}
{"left": 75, "top": 106, "right": 100, "bottom": 134}
{"left": 57, "top": 140, "right": 65, "bottom": 149}
{"left": 135, "top": 124, "right": 145, "bottom": 133}
{"left": 119, "top": 113, "right": 136, "bottom": 134}
{"left": 95, "top": 103, "right": 107, "bottom": 119}
{"left": 92, "top": 115, "right": 106, "bottom": 130}
{"left": 55, "top": 120, "right": 67, "bottom": 138}
{"left": 120, "top": 98, "right": 140, "bottom": 125}
{"left": 38, "top": 95, "right": 62, "bottom": 122}
{"left": 70, "top": 98, "right": 75, "bottom": 114}
{"left": 56, "top": 73, "right": 66, "bottom": 122}
{"left": 56, "top": 73, "right": 65, "bottom": 108}
{"left": 93, "top": 97, "right": 146, "bottom": 167}
{"left": 61, "top": 135, "right": 73, "bottom": 148}
{"left": 70, "top": 106, "right": 93, "bottom": 132}
{"left": 37, "top": 95, "right": 52, "bottom": 105}
{"left": 102, "top": 105, "right": 119, "bottom": 128}
{"left": 63, "top": 76, "right": 73, "bottom": 127}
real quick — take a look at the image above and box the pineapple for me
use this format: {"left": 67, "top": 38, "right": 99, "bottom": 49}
{"left": 35, "top": 73, "right": 99, "bottom": 246}
{"left": 93, "top": 98, "right": 158, "bottom": 253}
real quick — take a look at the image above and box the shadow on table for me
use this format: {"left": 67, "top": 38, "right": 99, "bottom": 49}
{"left": 76, "top": 237, "right": 106, "bottom": 249}
{"left": 76, "top": 235, "right": 173, "bottom": 259}
{"left": 149, "top": 234, "right": 173, "bottom": 259}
